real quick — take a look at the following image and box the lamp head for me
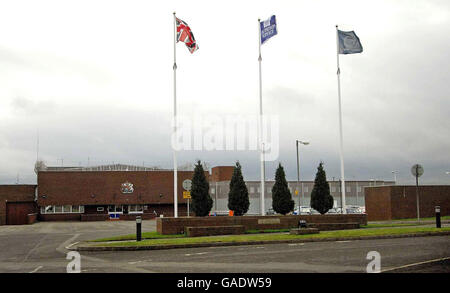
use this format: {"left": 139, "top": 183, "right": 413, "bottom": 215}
{"left": 296, "top": 140, "right": 310, "bottom": 145}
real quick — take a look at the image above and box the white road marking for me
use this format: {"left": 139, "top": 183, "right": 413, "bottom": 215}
{"left": 381, "top": 256, "right": 450, "bottom": 272}
{"left": 288, "top": 243, "right": 305, "bottom": 246}
{"left": 185, "top": 252, "right": 209, "bottom": 256}
{"left": 65, "top": 241, "right": 79, "bottom": 250}
{"left": 336, "top": 240, "right": 351, "bottom": 243}
{"left": 29, "top": 266, "right": 43, "bottom": 273}
{"left": 56, "top": 234, "right": 80, "bottom": 254}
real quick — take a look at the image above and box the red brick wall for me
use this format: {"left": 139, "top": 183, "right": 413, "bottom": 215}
{"left": 157, "top": 214, "right": 368, "bottom": 234}
{"left": 210, "top": 166, "right": 234, "bottom": 182}
{"left": 0, "top": 185, "right": 37, "bottom": 225}
{"left": 27, "top": 213, "right": 38, "bottom": 225}
{"left": 39, "top": 213, "right": 81, "bottom": 221}
{"left": 391, "top": 186, "right": 450, "bottom": 219}
{"left": 365, "top": 185, "right": 450, "bottom": 221}
{"left": 365, "top": 186, "right": 392, "bottom": 221}
{"left": 37, "top": 171, "right": 195, "bottom": 206}
{"left": 81, "top": 214, "right": 109, "bottom": 221}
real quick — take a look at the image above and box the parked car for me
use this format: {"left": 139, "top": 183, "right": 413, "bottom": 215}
{"left": 266, "top": 208, "right": 276, "bottom": 215}
{"left": 345, "top": 205, "right": 365, "bottom": 214}
{"left": 293, "top": 206, "right": 311, "bottom": 215}
{"left": 326, "top": 207, "right": 340, "bottom": 214}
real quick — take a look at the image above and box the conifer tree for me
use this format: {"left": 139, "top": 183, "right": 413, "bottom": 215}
{"left": 272, "top": 163, "right": 295, "bottom": 215}
{"left": 227, "top": 161, "right": 250, "bottom": 216}
{"left": 190, "top": 160, "right": 213, "bottom": 217}
{"left": 310, "top": 162, "right": 334, "bottom": 214}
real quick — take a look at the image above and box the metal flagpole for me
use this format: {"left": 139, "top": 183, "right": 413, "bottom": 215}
{"left": 258, "top": 18, "right": 265, "bottom": 216}
{"left": 173, "top": 12, "right": 178, "bottom": 218}
{"left": 36, "top": 128, "right": 39, "bottom": 162}
{"left": 335, "top": 25, "right": 347, "bottom": 214}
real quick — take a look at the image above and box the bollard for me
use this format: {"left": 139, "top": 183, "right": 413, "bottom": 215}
{"left": 435, "top": 206, "right": 441, "bottom": 228}
{"left": 136, "top": 216, "right": 142, "bottom": 241}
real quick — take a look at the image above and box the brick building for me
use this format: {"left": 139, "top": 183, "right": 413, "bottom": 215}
{"left": 36, "top": 163, "right": 203, "bottom": 222}
{"left": 0, "top": 185, "right": 37, "bottom": 225}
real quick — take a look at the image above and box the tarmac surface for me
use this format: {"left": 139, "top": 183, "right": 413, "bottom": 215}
{"left": 0, "top": 220, "right": 448, "bottom": 273}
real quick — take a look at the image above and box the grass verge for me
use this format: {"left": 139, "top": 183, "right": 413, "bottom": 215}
{"left": 92, "top": 227, "right": 450, "bottom": 247}
{"left": 92, "top": 228, "right": 295, "bottom": 242}
{"left": 361, "top": 223, "right": 428, "bottom": 228}
{"left": 245, "top": 229, "right": 291, "bottom": 234}
{"left": 389, "top": 216, "right": 450, "bottom": 222}
{"left": 89, "top": 231, "right": 184, "bottom": 242}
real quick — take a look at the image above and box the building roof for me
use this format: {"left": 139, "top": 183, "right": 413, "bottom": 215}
{"left": 36, "top": 163, "right": 168, "bottom": 172}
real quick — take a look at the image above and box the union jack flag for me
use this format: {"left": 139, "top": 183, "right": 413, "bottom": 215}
{"left": 176, "top": 17, "right": 199, "bottom": 54}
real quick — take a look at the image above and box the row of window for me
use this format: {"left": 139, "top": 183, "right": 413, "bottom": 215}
{"left": 41, "top": 205, "right": 85, "bottom": 214}
{"left": 330, "top": 186, "right": 363, "bottom": 193}
{"left": 219, "top": 186, "right": 362, "bottom": 194}
{"left": 106, "top": 205, "right": 145, "bottom": 214}
{"left": 212, "top": 185, "right": 364, "bottom": 194}
{"left": 41, "top": 205, "right": 147, "bottom": 214}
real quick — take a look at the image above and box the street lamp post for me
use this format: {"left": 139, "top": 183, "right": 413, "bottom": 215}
{"left": 391, "top": 171, "right": 398, "bottom": 184}
{"left": 296, "top": 140, "right": 309, "bottom": 214}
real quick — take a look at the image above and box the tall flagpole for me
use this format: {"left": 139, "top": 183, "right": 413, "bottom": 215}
{"left": 335, "top": 25, "right": 347, "bottom": 214}
{"left": 258, "top": 19, "right": 266, "bottom": 216}
{"left": 173, "top": 12, "right": 178, "bottom": 218}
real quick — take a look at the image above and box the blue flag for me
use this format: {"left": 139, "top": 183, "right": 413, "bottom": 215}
{"left": 338, "top": 30, "right": 363, "bottom": 54}
{"left": 260, "top": 15, "right": 277, "bottom": 45}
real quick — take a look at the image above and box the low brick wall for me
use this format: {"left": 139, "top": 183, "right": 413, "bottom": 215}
{"left": 81, "top": 214, "right": 109, "bottom": 221}
{"left": 185, "top": 225, "right": 245, "bottom": 237}
{"left": 157, "top": 214, "right": 367, "bottom": 235}
{"left": 27, "top": 213, "right": 38, "bottom": 225}
{"left": 119, "top": 213, "right": 156, "bottom": 221}
{"left": 39, "top": 213, "right": 81, "bottom": 221}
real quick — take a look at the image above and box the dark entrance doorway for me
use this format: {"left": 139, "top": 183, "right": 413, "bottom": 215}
{"left": 6, "top": 202, "right": 36, "bottom": 225}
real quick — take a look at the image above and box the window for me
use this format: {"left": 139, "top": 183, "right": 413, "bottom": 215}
{"left": 257, "top": 187, "right": 260, "bottom": 193}
{"left": 40, "top": 205, "right": 84, "bottom": 214}
{"left": 250, "top": 187, "right": 255, "bottom": 193}
{"left": 129, "top": 205, "right": 144, "bottom": 214}
{"left": 304, "top": 187, "right": 309, "bottom": 192}
{"left": 210, "top": 188, "right": 215, "bottom": 194}
{"left": 357, "top": 186, "right": 362, "bottom": 192}
{"left": 346, "top": 186, "right": 351, "bottom": 192}
{"left": 331, "top": 187, "right": 336, "bottom": 192}
{"left": 108, "top": 205, "right": 123, "bottom": 214}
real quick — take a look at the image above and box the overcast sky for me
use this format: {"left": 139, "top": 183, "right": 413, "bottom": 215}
{"left": 0, "top": 0, "right": 449, "bottom": 185}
